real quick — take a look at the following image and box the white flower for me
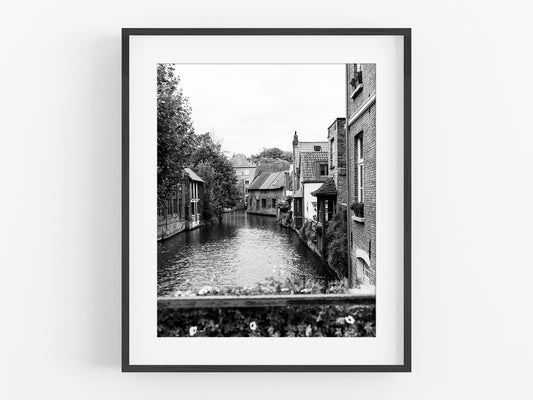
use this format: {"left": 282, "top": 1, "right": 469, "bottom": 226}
{"left": 345, "top": 315, "right": 355, "bottom": 325}
{"left": 198, "top": 286, "right": 213, "bottom": 295}
{"left": 305, "top": 325, "right": 313, "bottom": 337}
{"left": 249, "top": 321, "right": 257, "bottom": 331}
{"left": 189, "top": 326, "right": 197, "bottom": 336}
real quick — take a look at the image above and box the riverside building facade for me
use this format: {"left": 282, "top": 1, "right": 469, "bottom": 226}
{"left": 346, "top": 63, "right": 376, "bottom": 287}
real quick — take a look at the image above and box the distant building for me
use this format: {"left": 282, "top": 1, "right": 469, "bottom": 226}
{"left": 291, "top": 132, "right": 328, "bottom": 192}
{"left": 157, "top": 167, "right": 204, "bottom": 240}
{"left": 247, "top": 171, "right": 289, "bottom": 216}
{"left": 346, "top": 63, "right": 376, "bottom": 287}
{"left": 229, "top": 154, "right": 256, "bottom": 207}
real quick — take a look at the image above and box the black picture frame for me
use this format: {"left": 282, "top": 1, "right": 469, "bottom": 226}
{"left": 122, "top": 28, "right": 411, "bottom": 372}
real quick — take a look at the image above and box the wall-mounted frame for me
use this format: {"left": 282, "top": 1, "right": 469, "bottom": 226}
{"left": 122, "top": 28, "right": 411, "bottom": 372}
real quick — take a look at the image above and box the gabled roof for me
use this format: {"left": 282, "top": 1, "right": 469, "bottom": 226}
{"left": 184, "top": 167, "right": 204, "bottom": 182}
{"left": 294, "top": 141, "right": 328, "bottom": 169}
{"left": 300, "top": 151, "right": 329, "bottom": 181}
{"left": 248, "top": 171, "right": 287, "bottom": 191}
{"left": 230, "top": 153, "right": 255, "bottom": 168}
{"left": 311, "top": 177, "right": 337, "bottom": 196}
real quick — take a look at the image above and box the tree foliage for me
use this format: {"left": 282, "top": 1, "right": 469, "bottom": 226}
{"left": 157, "top": 65, "right": 239, "bottom": 220}
{"left": 189, "top": 133, "right": 240, "bottom": 221}
{"left": 252, "top": 147, "right": 292, "bottom": 163}
{"left": 157, "top": 64, "right": 195, "bottom": 205}
{"left": 325, "top": 205, "right": 348, "bottom": 278}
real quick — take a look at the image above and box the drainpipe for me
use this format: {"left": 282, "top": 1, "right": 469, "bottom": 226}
{"left": 345, "top": 64, "right": 353, "bottom": 288}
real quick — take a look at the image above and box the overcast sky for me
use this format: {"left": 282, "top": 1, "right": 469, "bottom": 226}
{"left": 171, "top": 64, "right": 346, "bottom": 157}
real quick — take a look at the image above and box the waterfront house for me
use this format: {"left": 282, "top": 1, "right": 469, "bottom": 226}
{"left": 310, "top": 177, "right": 337, "bottom": 254}
{"left": 291, "top": 131, "right": 329, "bottom": 227}
{"left": 157, "top": 167, "right": 205, "bottom": 240}
{"left": 229, "top": 153, "right": 256, "bottom": 207}
{"left": 308, "top": 118, "right": 348, "bottom": 252}
{"left": 346, "top": 63, "right": 376, "bottom": 287}
{"left": 292, "top": 148, "right": 330, "bottom": 223}
{"left": 247, "top": 171, "right": 289, "bottom": 216}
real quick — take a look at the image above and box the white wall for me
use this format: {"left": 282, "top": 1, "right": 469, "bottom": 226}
{"left": 304, "top": 182, "right": 323, "bottom": 220}
{"left": 3, "top": 1, "right": 533, "bottom": 399}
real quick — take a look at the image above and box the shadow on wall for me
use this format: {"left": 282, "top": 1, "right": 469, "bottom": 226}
{"left": 86, "top": 36, "right": 122, "bottom": 367}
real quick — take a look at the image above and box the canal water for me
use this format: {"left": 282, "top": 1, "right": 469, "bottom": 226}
{"left": 157, "top": 211, "right": 336, "bottom": 296}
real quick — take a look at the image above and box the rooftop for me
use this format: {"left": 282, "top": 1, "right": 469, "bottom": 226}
{"left": 230, "top": 153, "right": 255, "bottom": 168}
{"left": 293, "top": 140, "right": 328, "bottom": 169}
{"left": 248, "top": 171, "right": 287, "bottom": 191}
{"left": 184, "top": 167, "right": 204, "bottom": 183}
{"left": 300, "top": 151, "right": 329, "bottom": 182}
{"left": 311, "top": 177, "right": 337, "bottom": 196}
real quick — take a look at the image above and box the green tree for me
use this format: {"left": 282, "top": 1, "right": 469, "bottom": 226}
{"left": 157, "top": 64, "right": 195, "bottom": 206}
{"left": 252, "top": 147, "right": 293, "bottom": 163}
{"left": 325, "top": 205, "right": 348, "bottom": 279}
{"left": 190, "top": 133, "right": 240, "bottom": 221}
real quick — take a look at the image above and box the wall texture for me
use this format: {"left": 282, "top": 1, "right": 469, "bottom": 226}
{"left": 3, "top": 1, "right": 533, "bottom": 399}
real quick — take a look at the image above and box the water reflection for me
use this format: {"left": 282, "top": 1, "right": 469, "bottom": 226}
{"left": 157, "top": 211, "right": 335, "bottom": 296}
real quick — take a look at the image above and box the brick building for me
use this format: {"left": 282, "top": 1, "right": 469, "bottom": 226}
{"left": 157, "top": 168, "right": 204, "bottom": 240}
{"left": 327, "top": 117, "right": 347, "bottom": 204}
{"left": 291, "top": 131, "right": 329, "bottom": 227}
{"left": 299, "top": 151, "right": 330, "bottom": 221}
{"left": 229, "top": 153, "right": 256, "bottom": 207}
{"left": 247, "top": 171, "right": 289, "bottom": 216}
{"left": 346, "top": 63, "right": 376, "bottom": 287}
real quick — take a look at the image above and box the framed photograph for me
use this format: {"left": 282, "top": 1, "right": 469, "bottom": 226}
{"left": 122, "top": 28, "right": 411, "bottom": 372}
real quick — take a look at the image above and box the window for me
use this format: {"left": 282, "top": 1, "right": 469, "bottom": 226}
{"left": 314, "top": 145, "right": 321, "bottom": 151}
{"left": 356, "top": 257, "right": 371, "bottom": 285}
{"left": 261, "top": 198, "right": 267, "bottom": 208}
{"left": 173, "top": 198, "right": 178, "bottom": 215}
{"left": 272, "top": 198, "right": 276, "bottom": 208}
{"left": 350, "top": 64, "right": 363, "bottom": 99}
{"left": 319, "top": 163, "right": 328, "bottom": 176}
{"left": 244, "top": 179, "right": 249, "bottom": 185}
{"left": 356, "top": 134, "right": 364, "bottom": 202}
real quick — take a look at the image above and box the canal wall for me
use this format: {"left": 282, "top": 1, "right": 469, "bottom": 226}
{"left": 158, "top": 215, "right": 186, "bottom": 240}
{"left": 297, "top": 227, "right": 322, "bottom": 258}
{"left": 247, "top": 210, "right": 277, "bottom": 217}
{"left": 157, "top": 216, "right": 204, "bottom": 241}
{"left": 278, "top": 209, "right": 321, "bottom": 256}
{"left": 278, "top": 208, "right": 342, "bottom": 280}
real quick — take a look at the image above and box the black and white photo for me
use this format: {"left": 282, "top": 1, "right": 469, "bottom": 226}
{"left": 156, "top": 63, "right": 377, "bottom": 337}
